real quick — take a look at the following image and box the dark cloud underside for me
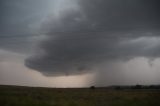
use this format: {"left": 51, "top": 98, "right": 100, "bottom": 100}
{"left": 25, "top": 0, "right": 160, "bottom": 76}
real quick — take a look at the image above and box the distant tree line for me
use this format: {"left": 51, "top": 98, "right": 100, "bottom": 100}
{"left": 113, "top": 85, "right": 160, "bottom": 90}
{"left": 89, "top": 85, "right": 160, "bottom": 90}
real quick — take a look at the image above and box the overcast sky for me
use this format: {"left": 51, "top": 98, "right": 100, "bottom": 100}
{"left": 1, "top": 0, "right": 160, "bottom": 87}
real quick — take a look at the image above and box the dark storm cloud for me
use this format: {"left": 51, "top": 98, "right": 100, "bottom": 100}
{"left": 79, "top": 0, "right": 160, "bottom": 30}
{"left": 25, "top": 0, "right": 160, "bottom": 76}
{"left": 0, "top": 0, "right": 54, "bottom": 53}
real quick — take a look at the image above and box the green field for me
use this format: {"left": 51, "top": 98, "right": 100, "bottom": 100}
{"left": 0, "top": 85, "right": 160, "bottom": 106}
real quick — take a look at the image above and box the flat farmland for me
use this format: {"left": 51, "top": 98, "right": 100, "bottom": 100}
{"left": 0, "top": 85, "right": 160, "bottom": 106}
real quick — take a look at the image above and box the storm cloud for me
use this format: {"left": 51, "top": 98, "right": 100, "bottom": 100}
{"left": 0, "top": 0, "right": 56, "bottom": 53}
{"left": 25, "top": 0, "right": 160, "bottom": 76}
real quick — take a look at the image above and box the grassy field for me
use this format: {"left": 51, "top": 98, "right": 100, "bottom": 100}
{"left": 0, "top": 85, "right": 160, "bottom": 106}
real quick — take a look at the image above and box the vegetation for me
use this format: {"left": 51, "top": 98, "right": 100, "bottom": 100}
{"left": 0, "top": 85, "right": 160, "bottom": 106}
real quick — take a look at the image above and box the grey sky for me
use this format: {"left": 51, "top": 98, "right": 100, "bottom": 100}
{"left": 1, "top": 0, "right": 160, "bottom": 87}
{"left": 26, "top": 0, "right": 160, "bottom": 75}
